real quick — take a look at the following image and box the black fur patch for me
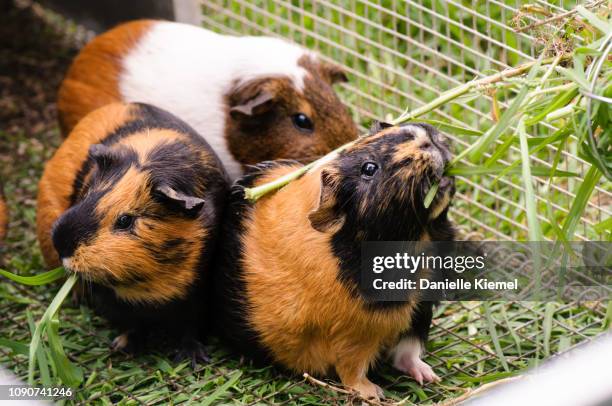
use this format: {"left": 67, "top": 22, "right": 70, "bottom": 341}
{"left": 210, "top": 160, "right": 298, "bottom": 362}
{"left": 52, "top": 191, "right": 103, "bottom": 259}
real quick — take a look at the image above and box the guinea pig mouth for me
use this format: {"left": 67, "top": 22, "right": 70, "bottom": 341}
{"left": 422, "top": 173, "right": 454, "bottom": 198}
{"left": 61, "top": 258, "right": 108, "bottom": 284}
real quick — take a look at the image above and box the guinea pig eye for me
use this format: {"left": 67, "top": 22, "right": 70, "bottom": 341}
{"left": 291, "top": 113, "right": 314, "bottom": 133}
{"left": 114, "top": 214, "right": 135, "bottom": 231}
{"left": 361, "top": 162, "right": 379, "bottom": 178}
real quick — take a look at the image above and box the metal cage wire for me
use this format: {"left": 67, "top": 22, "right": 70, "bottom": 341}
{"left": 0, "top": 2, "right": 609, "bottom": 404}
{"left": 200, "top": 0, "right": 611, "bottom": 242}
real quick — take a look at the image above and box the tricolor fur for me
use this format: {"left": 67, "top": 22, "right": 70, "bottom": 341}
{"left": 212, "top": 124, "right": 455, "bottom": 399}
{"left": 37, "top": 102, "right": 228, "bottom": 359}
{"left": 58, "top": 20, "right": 358, "bottom": 180}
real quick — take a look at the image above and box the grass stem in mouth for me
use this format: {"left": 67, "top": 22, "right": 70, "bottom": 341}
{"left": 243, "top": 54, "right": 571, "bottom": 203}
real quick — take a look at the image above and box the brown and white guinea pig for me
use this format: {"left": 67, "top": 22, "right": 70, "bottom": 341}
{"left": 212, "top": 123, "right": 456, "bottom": 399}
{"left": 57, "top": 20, "right": 358, "bottom": 180}
{"left": 37, "top": 102, "right": 229, "bottom": 362}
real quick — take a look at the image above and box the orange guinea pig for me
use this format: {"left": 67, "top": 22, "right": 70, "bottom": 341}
{"left": 37, "top": 102, "right": 229, "bottom": 363}
{"left": 212, "top": 123, "right": 456, "bottom": 400}
{"left": 58, "top": 20, "right": 358, "bottom": 180}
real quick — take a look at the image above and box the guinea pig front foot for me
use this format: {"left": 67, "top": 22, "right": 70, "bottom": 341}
{"left": 391, "top": 337, "right": 440, "bottom": 385}
{"left": 173, "top": 337, "right": 210, "bottom": 368}
{"left": 350, "top": 379, "right": 384, "bottom": 401}
{"left": 396, "top": 356, "right": 439, "bottom": 385}
{"left": 110, "top": 330, "right": 145, "bottom": 355}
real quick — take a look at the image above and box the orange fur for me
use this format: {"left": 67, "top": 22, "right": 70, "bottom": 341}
{"left": 57, "top": 20, "right": 153, "bottom": 135}
{"left": 241, "top": 165, "right": 416, "bottom": 396}
{"left": 37, "top": 103, "right": 135, "bottom": 267}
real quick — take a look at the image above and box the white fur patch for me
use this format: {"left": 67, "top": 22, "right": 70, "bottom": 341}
{"left": 119, "top": 21, "right": 310, "bottom": 180}
{"left": 390, "top": 336, "right": 423, "bottom": 368}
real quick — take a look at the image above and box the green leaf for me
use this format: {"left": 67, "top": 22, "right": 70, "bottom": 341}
{"left": 0, "top": 267, "right": 65, "bottom": 286}
{"left": 574, "top": 47, "right": 603, "bottom": 56}
{"left": 0, "top": 338, "right": 29, "bottom": 356}
{"left": 467, "top": 52, "right": 545, "bottom": 161}
{"left": 594, "top": 217, "right": 612, "bottom": 233}
{"left": 543, "top": 303, "right": 556, "bottom": 357}
{"left": 199, "top": 371, "right": 242, "bottom": 406}
{"left": 423, "top": 182, "right": 439, "bottom": 209}
{"left": 27, "top": 311, "right": 51, "bottom": 387}
{"left": 482, "top": 303, "right": 509, "bottom": 372}
{"left": 556, "top": 66, "right": 590, "bottom": 90}
{"left": 525, "top": 87, "right": 579, "bottom": 126}
{"left": 445, "top": 165, "right": 577, "bottom": 177}
{"left": 576, "top": 5, "right": 612, "bottom": 33}
{"left": 47, "top": 318, "right": 84, "bottom": 387}
{"left": 562, "top": 166, "right": 602, "bottom": 239}
{"left": 518, "top": 119, "right": 542, "bottom": 241}
{"left": 415, "top": 119, "right": 483, "bottom": 136}
{"left": 28, "top": 274, "right": 79, "bottom": 385}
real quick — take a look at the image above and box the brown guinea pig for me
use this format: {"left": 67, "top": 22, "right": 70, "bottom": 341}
{"left": 212, "top": 123, "right": 456, "bottom": 400}
{"left": 57, "top": 20, "right": 358, "bottom": 180}
{"left": 37, "top": 102, "right": 229, "bottom": 362}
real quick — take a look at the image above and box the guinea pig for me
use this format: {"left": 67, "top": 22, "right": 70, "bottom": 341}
{"left": 37, "top": 102, "right": 229, "bottom": 362}
{"left": 212, "top": 123, "right": 455, "bottom": 400}
{"left": 57, "top": 19, "right": 358, "bottom": 180}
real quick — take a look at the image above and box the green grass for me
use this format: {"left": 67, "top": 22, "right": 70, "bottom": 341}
{"left": 0, "top": 1, "right": 610, "bottom": 404}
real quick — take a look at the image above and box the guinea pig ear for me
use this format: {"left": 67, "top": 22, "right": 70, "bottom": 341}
{"left": 320, "top": 62, "right": 349, "bottom": 84}
{"left": 89, "top": 144, "right": 119, "bottom": 171}
{"left": 229, "top": 90, "right": 276, "bottom": 119}
{"left": 370, "top": 121, "right": 394, "bottom": 133}
{"left": 308, "top": 170, "right": 343, "bottom": 233}
{"left": 154, "top": 184, "right": 205, "bottom": 213}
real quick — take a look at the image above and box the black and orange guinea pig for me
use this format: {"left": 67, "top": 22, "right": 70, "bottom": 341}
{"left": 37, "top": 102, "right": 229, "bottom": 362}
{"left": 57, "top": 20, "right": 358, "bottom": 180}
{"left": 212, "top": 123, "right": 455, "bottom": 399}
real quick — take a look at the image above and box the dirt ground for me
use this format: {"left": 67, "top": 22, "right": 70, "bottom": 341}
{"left": 0, "top": 0, "right": 88, "bottom": 264}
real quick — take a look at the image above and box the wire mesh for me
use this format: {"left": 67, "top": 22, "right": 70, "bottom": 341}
{"left": 0, "top": 1, "right": 610, "bottom": 405}
{"left": 200, "top": 0, "right": 611, "bottom": 242}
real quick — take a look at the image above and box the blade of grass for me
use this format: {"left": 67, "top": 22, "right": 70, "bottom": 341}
{"left": 28, "top": 273, "right": 78, "bottom": 385}
{"left": 0, "top": 267, "right": 65, "bottom": 286}
{"left": 483, "top": 303, "right": 509, "bottom": 372}
{"left": 466, "top": 52, "right": 546, "bottom": 162}
{"left": 518, "top": 119, "right": 542, "bottom": 241}
{"left": 445, "top": 165, "right": 577, "bottom": 177}
{"left": 47, "top": 317, "right": 84, "bottom": 387}
{"left": 414, "top": 119, "right": 483, "bottom": 137}
{"left": 593, "top": 217, "right": 612, "bottom": 233}
{"left": 199, "top": 371, "right": 242, "bottom": 406}
{"left": 500, "top": 306, "right": 522, "bottom": 356}
{"left": 543, "top": 303, "right": 556, "bottom": 357}
{"left": 562, "top": 166, "right": 602, "bottom": 239}
{"left": 0, "top": 338, "right": 29, "bottom": 356}
{"left": 27, "top": 311, "right": 52, "bottom": 387}
{"left": 423, "top": 183, "right": 439, "bottom": 209}
{"left": 576, "top": 5, "right": 612, "bottom": 33}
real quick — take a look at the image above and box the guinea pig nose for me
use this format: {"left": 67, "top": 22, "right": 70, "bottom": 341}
{"left": 420, "top": 141, "right": 433, "bottom": 150}
{"left": 52, "top": 219, "right": 79, "bottom": 259}
{"left": 51, "top": 204, "right": 100, "bottom": 259}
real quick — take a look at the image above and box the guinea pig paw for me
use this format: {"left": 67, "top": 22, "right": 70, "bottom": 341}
{"left": 110, "top": 333, "right": 130, "bottom": 353}
{"left": 397, "top": 356, "right": 440, "bottom": 385}
{"left": 352, "top": 380, "right": 384, "bottom": 401}
{"left": 173, "top": 340, "right": 211, "bottom": 368}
